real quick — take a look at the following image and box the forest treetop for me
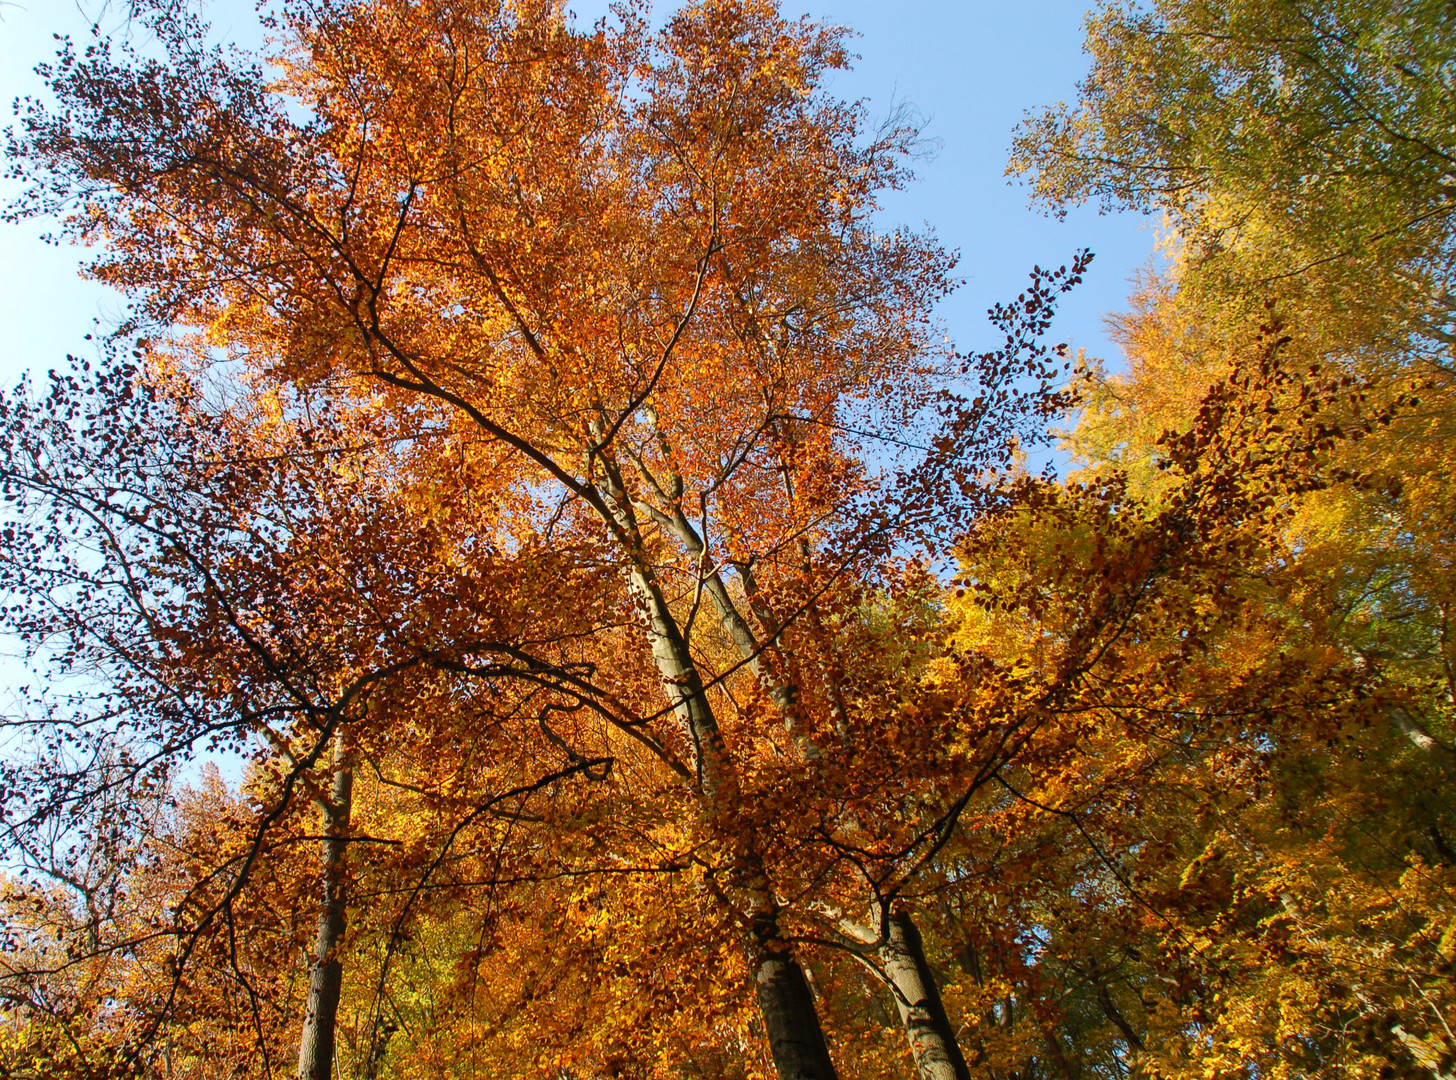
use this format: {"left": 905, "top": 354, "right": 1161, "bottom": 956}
{"left": 2, "top": 2, "right": 1454, "bottom": 1079}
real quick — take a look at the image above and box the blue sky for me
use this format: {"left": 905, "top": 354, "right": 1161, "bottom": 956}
{"left": 0, "top": 0, "right": 1157, "bottom": 389}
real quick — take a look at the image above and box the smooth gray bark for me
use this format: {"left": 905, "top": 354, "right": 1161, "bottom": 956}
{"left": 621, "top": 430, "right": 824, "bottom": 760}
{"left": 754, "top": 907, "right": 840, "bottom": 1080}
{"left": 597, "top": 464, "right": 840, "bottom": 1080}
{"left": 297, "top": 751, "right": 353, "bottom": 1080}
{"left": 653, "top": 498, "right": 822, "bottom": 761}
{"left": 879, "top": 908, "right": 972, "bottom": 1080}
{"left": 1390, "top": 705, "right": 1456, "bottom": 782}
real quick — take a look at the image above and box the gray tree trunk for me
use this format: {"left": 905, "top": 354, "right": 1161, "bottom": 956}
{"left": 597, "top": 461, "right": 839, "bottom": 1080}
{"left": 297, "top": 750, "right": 353, "bottom": 1080}
{"left": 754, "top": 906, "right": 840, "bottom": 1080}
{"left": 1390, "top": 705, "right": 1456, "bottom": 782}
{"left": 942, "top": 911, "right": 1009, "bottom": 1080}
{"left": 879, "top": 908, "right": 972, "bottom": 1080}
{"left": 639, "top": 557, "right": 839, "bottom": 1080}
{"left": 654, "top": 502, "right": 821, "bottom": 761}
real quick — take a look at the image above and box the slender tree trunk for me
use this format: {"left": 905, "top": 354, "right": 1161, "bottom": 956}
{"left": 753, "top": 905, "right": 840, "bottom": 1080}
{"left": 941, "top": 909, "right": 1009, "bottom": 1080}
{"left": 1087, "top": 959, "right": 1143, "bottom": 1053}
{"left": 638, "top": 564, "right": 838, "bottom": 1079}
{"left": 879, "top": 907, "right": 972, "bottom": 1080}
{"left": 596, "top": 466, "right": 839, "bottom": 1080}
{"left": 657, "top": 505, "right": 821, "bottom": 761}
{"left": 792, "top": 537, "right": 851, "bottom": 744}
{"left": 1390, "top": 705, "right": 1456, "bottom": 782}
{"left": 625, "top": 560, "right": 738, "bottom": 798}
{"left": 298, "top": 746, "right": 353, "bottom": 1080}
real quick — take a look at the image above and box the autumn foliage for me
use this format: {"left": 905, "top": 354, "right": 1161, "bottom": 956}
{"left": 1, "top": 1, "right": 1453, "bottom": 1079}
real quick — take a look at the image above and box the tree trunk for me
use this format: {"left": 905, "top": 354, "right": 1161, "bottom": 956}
{"left": 595, "top": 460, "right": 839, "bottom": 1080}
{"left": 651, "top": 494, "right": 822, "bottom": 761}
{"left": 1087, "top": 959, "right": 1143, "bottom": 1053}
{"left": 626, "top": 559, "right": 740, "bottom": 799}
{"left": 1041, "top": 1028, "right": 1081, "bottom": 1080}
{"left": 1390, "top": 705, "right": 1456, "bottom": 783}
{"left": 880, "top": 907, "right": 972, "bottom": 1080}
{"left": 642, "top": 566, "right": 839, "bottom": 1080}
{"left": 941, "top": 910, "right": 1009, "bottom": 1080}
{"left": 297, "top": 748, "right": 353, "bottom": 1080}
{"left": 754, "top": 906, "right": 840, "bottom": 1080}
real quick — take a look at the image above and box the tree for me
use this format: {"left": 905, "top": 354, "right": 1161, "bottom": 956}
{"left": 0, "top": 363, "right": 620, "bottom": 1078}
{"left": 1010, "top": 0, "right": 1456, "bottom": 361}
{"left": 33, "top": 1, "right": 1445, "bottom": 1076}
{"left": 1000, "top": 14, "right": 1456, "bottom": 1068}
{"left": 938, "top": 306, "right": 1454, "bottom": 1077}
{"left": 5, "top": 1, "right": 994, "bottom": 1073}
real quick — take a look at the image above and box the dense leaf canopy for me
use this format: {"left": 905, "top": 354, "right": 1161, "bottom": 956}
{"left": 0, "top": 1, "right": 1452, "bottom": 1079}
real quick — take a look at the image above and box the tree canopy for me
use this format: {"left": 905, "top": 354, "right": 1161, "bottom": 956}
{"left": 1, "top": 1, "right": 1453, "bottom": 1078}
